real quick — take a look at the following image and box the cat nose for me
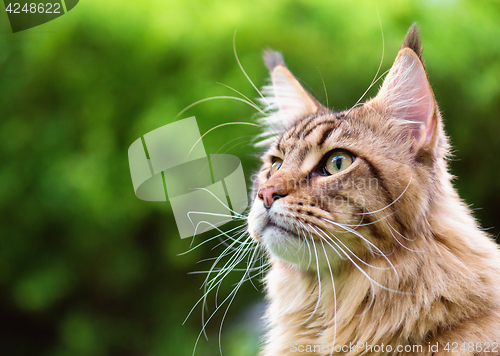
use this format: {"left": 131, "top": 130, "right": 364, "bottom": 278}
{"left": 258, "top": 187, "right": 286, "bottom": 209}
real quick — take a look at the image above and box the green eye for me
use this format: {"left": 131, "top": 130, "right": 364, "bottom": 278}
{"left": 325, "top": 150, "right": 354, "bottom": 175}
{"left": 270, "top": 158, "right": 283, "bottom": 176}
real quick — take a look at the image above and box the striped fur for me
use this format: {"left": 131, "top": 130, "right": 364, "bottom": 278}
{"left": 248, "top": 24, "right": 500, "bottom": 356}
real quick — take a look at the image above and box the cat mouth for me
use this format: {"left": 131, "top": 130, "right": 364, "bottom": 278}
{"left": 266, "top": 221, "right": 300, "bottom": 239}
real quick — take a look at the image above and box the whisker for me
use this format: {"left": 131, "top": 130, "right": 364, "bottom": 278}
{"left": 353, "top": 174, "right": 412, "bottom": 216}
{"left": 217, "top": 82, "right": 261, "bottom": 109}
{"left": 309, "top": 239, "right": 322, "bottom": 322}
{"left": 244, "top": 245, "right": 261, "bottom": 291}
{"left": 233, "top": 31, "right": 268, "bottom": 103}
{"left": 189, "top": 266, "right": 265, "bottom": 274}
{"left": 387, "top": 220, "right": 416, "bottom": 242}
{"left": 242, "top": 262, "right": 271, "bottom": 284}
{"left": 331, "top": 232, "right": 392, "bottom": 270}
{"left": 320, "top": 217, "right": 399, "bottom": 281}
{"left": 214, "top": 135, "right": 254, "bottom": 155}
{"left": 305, "top": 223, "right": 343, "bottom": 259}
{"left": 319, "top": 239, "right": 337, "bottom": 350}
{"left": 346, "top": 210, "right": 397, "bottom": 229}
{"left": 312, "top": 224, "right": 391, "bottom": 271}
{"left": 189, "top": 219, "right": 245, "bottom": 249}
{"left": 306, "top": 224, "right": 406, "bottom": 294}
{"left": 217, "top": 245, "right": 261, "bottom": 356}
{"left": 179, "top": 224, "right": 247, "bottom": 255}
{"left": 212, "top": 230, "right": 252, "bottom": 251}
{"left": 185, "top": 235, "right": 251, "bottom": 323}
{"left": 219, "top": 140, "right": 251, "bottom": 156}
{"left": 204, "top": 235, "right": 254, "bottom": 289}
{"left": 388, "top": 222, "right": 425, "bottom": 253}
{"left": 196, "top": 235, "right": 252, "bottom": 341}
{"left": 350, "top": 10, "right": 385, "bottom": 112}
{"left": 297, "top": 221, "right": 314, "bottom": 268}
{"left": 191, "top": 261, "right": 249, "bottom": 356}
{"left": 324, "top": 232, "right": 405, "bottom": 294}
{"left": 186, "top": 212, "right": 241, "bottom": 234}
{"left": 198, "top": 243, "right": 254, "bottom": 341}
{"left": 316, "top": 66, "right": 329, "bottom": 109}
{"left": 188, "top": 187, "right": 250, "bottom": 218}
{"left": 188, "top": 121, "right": 260, "bottom": 157}
{"left": 177, "top": 96, "right": 265, "bottom": 120}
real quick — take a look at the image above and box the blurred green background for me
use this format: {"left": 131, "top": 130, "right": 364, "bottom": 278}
{"left": 0, "top": 0, "right": 499, "bottom": 355}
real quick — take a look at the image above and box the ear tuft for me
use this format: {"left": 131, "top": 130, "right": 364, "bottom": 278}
{"left": 401, "top": 23, "right": 423, "bottom": 60}
{"left": 256, "top": 50, "right": 321, "bottom": 146}
{"left": 263, "top": 49, "right": 285, "bottom": 71}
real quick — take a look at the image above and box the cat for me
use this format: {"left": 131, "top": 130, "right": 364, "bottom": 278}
{"left": 247, "top": 23, "right": 500, "bottom": 356}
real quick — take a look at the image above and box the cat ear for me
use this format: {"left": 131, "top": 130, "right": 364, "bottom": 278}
{"left": 373, "top": 24, "right": 437, "bottom": 150}
{"left": 257, "top": 50, "right": 321, "bottom": 142}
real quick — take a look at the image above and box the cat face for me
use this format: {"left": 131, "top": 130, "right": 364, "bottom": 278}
{"left": 248, "top": 26, "right": 444, "bottom": 270}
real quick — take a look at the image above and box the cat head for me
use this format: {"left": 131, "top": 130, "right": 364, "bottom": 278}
{"left": 248, "top": 24, "right": 448, "bottom": 270}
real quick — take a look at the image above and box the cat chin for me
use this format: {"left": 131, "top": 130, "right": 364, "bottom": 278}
{"left": 260, "top": 226, "right": 341, "bottom": 271}
{"left": 248, "top": 201, "right": 342, "bottom": 270}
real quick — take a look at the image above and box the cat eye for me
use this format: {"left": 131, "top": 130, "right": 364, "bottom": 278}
{"left": 269, "top": 158, "right": 283, "bottom": 176}
{"left": 324, "top": 150, "right": 354, "bottom": 175}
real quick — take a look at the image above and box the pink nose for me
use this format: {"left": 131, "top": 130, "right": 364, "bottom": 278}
{"left": 258, "top": 187, "right": 284, "bottom": 209}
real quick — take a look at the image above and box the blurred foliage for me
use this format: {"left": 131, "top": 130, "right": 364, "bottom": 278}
{"left": 0, "top": 0, "right": 499, "bottom": 355}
